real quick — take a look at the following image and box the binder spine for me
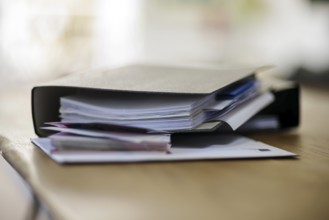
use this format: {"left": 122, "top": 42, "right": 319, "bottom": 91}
{"left": 259, "top": 83, "right": 300, "bottom": 129}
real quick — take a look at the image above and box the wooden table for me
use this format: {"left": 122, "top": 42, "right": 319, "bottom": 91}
{"left": 1, "top": 83, "right": 329, "bottom": 220}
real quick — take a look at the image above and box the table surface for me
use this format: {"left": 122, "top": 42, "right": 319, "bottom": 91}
{"left": 0, "top": 83, "right": 329, "bottom": 220}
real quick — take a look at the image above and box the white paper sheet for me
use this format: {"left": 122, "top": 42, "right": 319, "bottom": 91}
{"left": 217, "top": 92, "right": 275, "bottom": 130}
{"left": 31, "top": 134, "right": 296, "bottom": 164}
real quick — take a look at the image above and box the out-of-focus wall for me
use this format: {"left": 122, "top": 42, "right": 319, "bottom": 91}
{"left": 0, "top": 0, "right": 94, "bottom": 86}
{"left": 1, "top": 0, "right": 329, "bottom": 87}
{"left": 0, "top": 0, "right": 142, "bottom": 87}
{"left": 140, "top": 0, "right": 329, "bottom": 77}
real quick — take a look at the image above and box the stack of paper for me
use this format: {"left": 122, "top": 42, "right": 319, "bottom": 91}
{"left": 57, "top": 78, "right": 272, "bottom": 132}
{"left": 41, "top": 77, "right": 275, "bottom": 154}
{"left": 48, "top": 130, "right": 171, "bottom": 152}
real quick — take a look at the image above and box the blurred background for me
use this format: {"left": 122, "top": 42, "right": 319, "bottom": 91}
{"left": 0, "top": 0, "right": 329, "bottom": 87}
{"left": 0, "top": 0, "right": 329, "bottom": 219}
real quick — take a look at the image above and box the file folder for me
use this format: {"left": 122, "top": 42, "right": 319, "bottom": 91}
{"left": 32, "top": 64, "right": 299, "bottom": 137}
